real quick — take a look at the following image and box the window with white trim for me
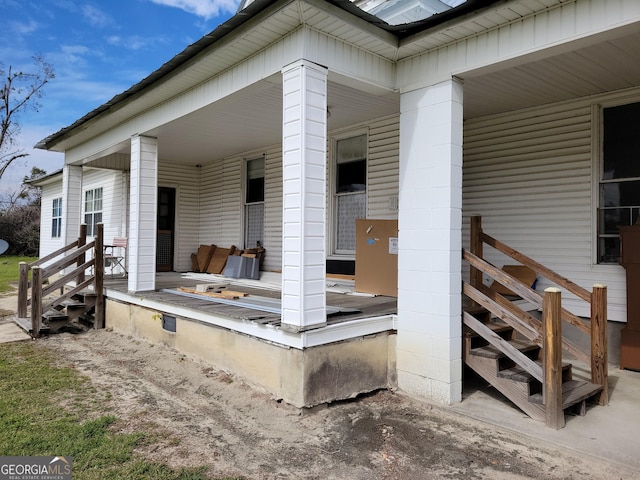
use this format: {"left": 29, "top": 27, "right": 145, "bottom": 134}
{"left": 84, "top": 187, "right": 103, "bottom": 237}
{"left": 598, "top": 102, "right": 640, "bottom": 263}
{"left": 245, "top": 157, "right": 264, "bottom": 249}
{"left": 51, "top": 197, "right": 62, "bottom": 238}
{"left": 333, "top": 133, "right": 367, "bottom": 254}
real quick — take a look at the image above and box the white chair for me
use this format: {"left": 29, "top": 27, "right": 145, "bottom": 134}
{"left": 104, "top": 237, "right": 127, "bottom": 276}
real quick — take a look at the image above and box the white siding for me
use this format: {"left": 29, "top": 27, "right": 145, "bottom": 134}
{"left": 463, "top": 92, "right": 632, "bottom": 322}
{"left": 194, "top": 116, "right": 401, "bottom": 273}
{"left": 82, "top": 168, "right": 125, "bottom": 244}
{"left": 199, "top": 159, "right": 224, "bottom": 245}
{"left": 198, "top": 157, "right": 242, "bottom": 249}
{"left": 368, "top": 115, "right": 399, "bottom": 220}
{"left": 39, "top": 181, "right": 65, "bottom": 261}
{"left": 158, "top": 163, "right": 200, "bottom": 271}
{"left": 264, "top": 147, "right": 283, "bottom": 273}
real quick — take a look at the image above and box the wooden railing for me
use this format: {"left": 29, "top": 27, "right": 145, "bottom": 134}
{"left": 17, "top": 223, "right": 104, "bottom": 337}
{"left": 464, "top": 216, "right": 608, "bottom": 427}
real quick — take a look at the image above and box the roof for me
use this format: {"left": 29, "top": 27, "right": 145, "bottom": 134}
{"left": 36, "top": 0, "right": 501, "bottom": 152}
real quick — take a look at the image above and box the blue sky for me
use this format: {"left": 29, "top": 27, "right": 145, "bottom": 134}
{"left": 0, "top": 0, "right": 240, "bottom": 193}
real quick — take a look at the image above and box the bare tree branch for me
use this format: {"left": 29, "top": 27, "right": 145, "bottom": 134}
{"left": 0, "top": 55, "right": 55, "bottom": 180}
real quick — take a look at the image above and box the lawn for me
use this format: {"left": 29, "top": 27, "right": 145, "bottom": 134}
{"left": 0, "top": 342, "right": 228, "bottom": 479}
{"left": 0, "top": 256, "right": 36, "bottom": 293}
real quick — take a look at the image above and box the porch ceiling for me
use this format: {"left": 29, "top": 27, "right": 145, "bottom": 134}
{"left": 103, "top": 76, "right": 400, "bottom": 167}
{"left": 463, "top": 25, "right": 640, "bottom": 119}
{"left": 92, "top": 20, "right": 640, "bottom": 168}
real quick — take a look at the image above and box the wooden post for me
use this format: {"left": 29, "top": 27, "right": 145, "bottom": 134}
{"left": 94, "top": 223, "right": 105, "bottom": 329}
{"left": 77, "top": 223, "right": 87, "bottom": 285}
{"left": 591, "top": 284, "right": 608, "bottom": 405}
{"left": 31, "top": 266, "right": 42, "bottom": 338}
{"left": 543, "top": 287, "right": 564, "bottom": 429}
{"left": 470, "top": 216, "right": 483, "bottom": 290}
{"left": 18, "top": 262, "right": 29, "bottom": 318}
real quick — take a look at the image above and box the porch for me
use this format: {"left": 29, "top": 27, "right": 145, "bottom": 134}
{"left": 102, "top": 271, "right": 398, "bottom": 408}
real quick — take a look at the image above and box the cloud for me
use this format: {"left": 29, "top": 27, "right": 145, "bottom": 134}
{"left": 81, "top": 4, "right": 112, "bottom": 27}
{"left": 10, "top": 19, "right": 41, "bottom": 35}
{"left": 106, "top": 34, "right": 169, "bottom": 51}
{"left": 149, "top": 0, "right": 240, "bottom": 20}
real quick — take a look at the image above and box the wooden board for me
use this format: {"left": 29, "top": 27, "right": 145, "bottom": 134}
{"left": 177, "top": 286, "right": 247, "bottom": 299}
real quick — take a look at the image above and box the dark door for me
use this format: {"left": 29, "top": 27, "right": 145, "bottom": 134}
{"left": 156, "top": 187, "right": 175, "bottom": 272}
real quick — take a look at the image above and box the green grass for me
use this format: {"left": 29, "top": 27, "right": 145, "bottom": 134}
{"left": 0, "top": 342, "right": 225, "bottom": 480}
{"left": 0, "top": 256, "right": 36, "bottom": 293}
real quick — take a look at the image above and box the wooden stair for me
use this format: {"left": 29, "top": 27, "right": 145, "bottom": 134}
{"left": 15, "top": 290, "right": 97, "bottom": 335}
{"left": 464, "top": 307, "right": 604, "bottom": 423}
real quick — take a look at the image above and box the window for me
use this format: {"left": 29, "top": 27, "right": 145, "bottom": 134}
{"left": 245, "top": 157, "right": 264, "bottom": 249}
{"left": 334, "top": 133, "right": 367, "bottom": 254}
{"left": 598, "top": 102, "right": 640, "bottom": 263}
{"left": 84, "top": 187, "right": 103, "bottom": 237}
{"left": 51, "top": 198, "right": 62, "bottom": 238}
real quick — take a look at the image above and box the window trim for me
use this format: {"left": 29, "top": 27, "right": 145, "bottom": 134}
{"left": 243, "top": 156, "right": 265, "bottom": 249}
{"left": 83, "top": 187, "right": 103, "bottom": 237}
{"left": 51, "top": 197, "right": 62, "bottom": 238}
{"left": 329, "top": 129, "right": 369, "bottom": 258}
{"left": 592, "top": 97, "right": 640, "bottom": 266}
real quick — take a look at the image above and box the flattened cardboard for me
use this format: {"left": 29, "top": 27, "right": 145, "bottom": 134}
{"left": 206, "top": 246, "right": 235, "bottom": 274}
{"left": 355, "top": 219, "right": 398, "bottom": 297}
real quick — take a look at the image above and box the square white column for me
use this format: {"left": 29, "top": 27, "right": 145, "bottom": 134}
{"left": 397, "top": 79, "right": 463, "bottom": 404}
{"left": 62, "top": 164, "right": 83, "bottom": 243}
{"left": 128, "top": 134, "right": 158, "bottom": 292}
{"left": 280, "top": 60, "right": 328, "bottom": 331}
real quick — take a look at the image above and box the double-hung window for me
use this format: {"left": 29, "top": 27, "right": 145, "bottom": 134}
{"left": 597, "top": 102, "right": 640, "bottom": 263}
{"left": 51, "top": 198, "right": 62, "bottom": 238}
{"left": 245, "top": 157, "right": 265, "bottom": 249}
{"left": 334, "top": 133, "right": 367, "bottom": 254}
{"left": 84, "top": 187, "right": 103, "bottom": 237}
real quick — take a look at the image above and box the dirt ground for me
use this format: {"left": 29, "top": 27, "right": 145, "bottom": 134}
{"left": 0, "top": 292, "right": 635, "bottom": 479}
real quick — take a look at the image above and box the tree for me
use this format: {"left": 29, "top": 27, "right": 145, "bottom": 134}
{"left": 0, "top": 56, "right": 54, "bottom": 180}
{"left": 0, "top": 167, "right": 46, "bottom": 256}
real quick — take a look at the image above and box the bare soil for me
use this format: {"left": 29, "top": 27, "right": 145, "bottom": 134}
{"left": 23, "top": 328, "right": 630, "bottom": 480}
{"left": 0, "top": 288, "right": 633, "bottom": 480}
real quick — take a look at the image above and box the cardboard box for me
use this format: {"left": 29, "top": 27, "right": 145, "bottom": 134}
{"left": 355, "top": 219, "right": 398, "bottom": 297}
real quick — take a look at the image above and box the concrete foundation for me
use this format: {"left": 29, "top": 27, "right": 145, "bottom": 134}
{"left": 106, "top": 298, "right": 397, "bottom": 407}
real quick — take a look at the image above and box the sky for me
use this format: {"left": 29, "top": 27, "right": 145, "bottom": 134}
{"left": 0, "top": 0, "right": 241, "bottom": 194}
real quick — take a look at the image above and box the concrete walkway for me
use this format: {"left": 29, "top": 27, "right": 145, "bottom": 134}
{"left": 0, "top": 293, "right": 29, "bottom": 344}
{"left": 451, "top": 363, "right": 640, "bottom": 471}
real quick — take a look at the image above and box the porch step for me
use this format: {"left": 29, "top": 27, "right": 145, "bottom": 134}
{"left": 498, "top": 362, "right": 572, "bottom": 383}
{"left": 14, "top": 317, "right": 50, "bottom": 334}
{"left": 529, "top": 380, "right": 604, "bottom": 411}
{"left": 468, "top": 339, "right": 540, "bottom": 359}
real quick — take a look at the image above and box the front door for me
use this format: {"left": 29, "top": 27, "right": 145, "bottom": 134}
{"left": 156, "top": 187, "right": 175, "bottom": 272}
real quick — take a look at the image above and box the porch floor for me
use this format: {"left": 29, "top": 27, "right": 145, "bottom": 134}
{"left": 103, "top": 271, "right": 398, "bottom": 329}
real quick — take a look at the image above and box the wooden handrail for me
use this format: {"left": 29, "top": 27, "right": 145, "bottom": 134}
{"left": 29, "top": 240, "right": 79, "bottom": 268}
{"left": 464, "top": 249, "right": 590, "bottom": 336}
{"left": 480, "top": 231, "right": 591, "bottom": 303}
{"left": 21, "top": 224, "right": 105, "bottom": 337}
{"left": 464, "top": 215, "right": 608, "bottom": 403}
{"left": 40, "top": 241, "right": 95, "bottom": 279}
{"left": 464, "top": 311, "right": 543, "bottom": 382}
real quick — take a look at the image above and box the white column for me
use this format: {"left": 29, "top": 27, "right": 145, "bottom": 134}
{"left": 128, "top": 135, "right": 158, "bottom": 292}
{"left": 61, "top": 164, "right": 83, "bottom": 243}
{"left": 280, "top": 60, "right": 328, "bottom": 331}
{"left": 397, "top": 79, "right": 463, "bottom": 404}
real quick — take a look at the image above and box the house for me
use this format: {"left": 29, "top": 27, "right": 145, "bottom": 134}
{"left": 33, "top": 0, "right": 640, "bottom": 418}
